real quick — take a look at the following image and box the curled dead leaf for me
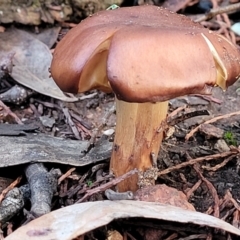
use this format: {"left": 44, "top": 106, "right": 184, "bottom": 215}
{"left": 0, "top": 28, "right": 78, "bottom": 102}
{"left": 5, "top": 200, "right": 240, "bottom": 240}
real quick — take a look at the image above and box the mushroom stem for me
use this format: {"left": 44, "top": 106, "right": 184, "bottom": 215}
{"left": 110, "top": 99, "right": 168, "bottom": 192}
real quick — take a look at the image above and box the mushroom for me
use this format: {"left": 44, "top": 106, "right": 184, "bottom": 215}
{"left": 50, "top": 5, "right": 240, "bottom": 192}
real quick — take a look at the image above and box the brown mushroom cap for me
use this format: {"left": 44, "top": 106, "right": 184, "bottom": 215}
{"left": 50, "top": 5, "right": 240, "bottom": 102}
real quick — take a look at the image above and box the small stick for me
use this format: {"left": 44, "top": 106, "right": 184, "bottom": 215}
{"left": 164, "top": 233, "right": 179, "bottom": 240}
{"left": 168, "top": 109, "right": 210, "bottom": 127}
{"left": 29, "top": 103, "right": 40, "bottom": 118}
{"left": 192, "top": 164, "right": 220, "bottom": 218}
{"left": 201, "top": 155, "right": 236, "bottom": 171}
{"left": 195, "top": 3, "right": 240, "bottom": 22}
{"left": 91, "top": 163, "right": 107, "bottom": 175}
{"left": 222, "top": 13, "right": 236, "bottom": 44}
{"left": 61, "top": 105, "right": 81, "bottom": 140}
{"left": 185, "top": 110, "right": 240, "bottom": 140}
{"left": 61, "top": 171, "right": 93, "bottom": 198}
{"left": 186, "top": 179, "right": 202, "bottom": 200}
{"left": 69, "top": 110, "right": 92, "bottom": 130}
{"left": 186, "top": 151, "right": 220, "bottom": 218}
{"left": 168, "top": 105, "right": 187, "bottom": 119}
{"left": 7, "top": 222, "right": 13, "bottom": 236}
{"left": 0, "top": 100, "right": 22, "bottom": 124}
{"left": 221, "top": 208, "right": 235, "bottom": 222}
{"left": 158, "top": 150, "right": 239, "bottom": 176}
{"left": 191, "top": 94, "right": 222, "bottom": 104}
{"left": 226, "top": 190, "right": 240, "bottom": 212}
{"left": 84, "top": 104, "right": 115, "bottom": 153}
{"left": 78, "top": 92, "right": 97, "bottom": 100}
{"left": 75, "top": 121, "right": 92, "bottom": 137}
{"left": 58, "top": 168, "right": 76, "bottom": 185}
{"left": 233, "top": 209, "right": 240, "bottom": 229}
{"left": 0, "top": 177, "right": 22, "bottom": 203}
{"left": 76, "top": 169, "right": 138, "bottom": 203}
{"left": 33, "top": 99, "right": 61, "bottom": 110}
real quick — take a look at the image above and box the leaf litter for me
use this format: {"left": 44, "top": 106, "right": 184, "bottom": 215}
{"left": 0, "top": 28, "right": 77, "bottom": 102}
{"left": 0, "top": 1, "right": 240, "bottom": 240}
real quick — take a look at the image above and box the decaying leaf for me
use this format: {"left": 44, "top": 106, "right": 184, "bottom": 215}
{"left": 25, "top": 27, "right": 61, "bottom": 48}
{"left": 134, "top": 184, "right": 195, "bottom": 211}
{"left": 5, "top": 200, "right": 240, "bottom": 240}
{"left": 0, "top": 134, "right": 112, "bottom": 167}
{"left": 0, "top": 28, "right": 77, "bottom": 102}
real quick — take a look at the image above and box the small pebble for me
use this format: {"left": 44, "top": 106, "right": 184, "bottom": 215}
{"left": 39, "top": 116, "right": 55, "bottom": 128}
{"left": 103, "top": 128, "right": 115, "bottom": 136}
{"left": 214, "top": 139, "right": 230, "bottom": 152}
{"left": 199, "top": 123, "right": 224, "bottom": 139}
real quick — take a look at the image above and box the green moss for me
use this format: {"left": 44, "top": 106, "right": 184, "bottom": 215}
{"left": 223, "top": 131, "right": 238, "bottom": 146}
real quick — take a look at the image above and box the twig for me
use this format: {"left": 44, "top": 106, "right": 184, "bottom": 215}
{"left": 191, "top": 94, "right": 222, "bottom": 104}
{"left": 29, "top": 103, "right": 40, "bottom": 118}
{"left": 7, "top": 222, "right": 13, "bottom": 236}
{"left": 164, "top": 233, "right": 179, "bottom": 240}
{"left": 158, "top": 150, "right": 239, "bottom": 176}
{"left": 84, "top": 104, "right": 115, "bottom": 153}
{"left": 0, "top": 177, "right": 22, "bottom": 203}
{"left": 76, "top": 174, "right": 114, "bottom": 196}
{"left": 78, "top": 92, "right": 98, "bottom": 100}
{"left": 201, "top": 155, "right": 236, "bottom": 171}
{"left": 222, "top": 13, "right": 236, "bottom": 44}
{"left": 195, "top": 3, "right": 240, "bottom": 22}
{"left": 192, "top": 164, "right": 220, "bottom": 218}
{"left": 61, "top": 104, "right": 81, "bottom": 140}
{"left": 185, "top": 151, "right": 220, "bottom": 218}
{"left": 186, "top": 179, "right": 202, "bottom": 200}
{"left": 168, "top": 105, "right": 187, "bottom": 118}
{"left": 75, "top": 121, "right": 92, "bottom": 138}
{"left": 168, "top": 108, "right": 209, "bottom": 127}
{"left": 233, "top": 209, "right": 240, "bottom": 229}
{"left": 91, "top": 163, "right": 107, "bottom": 175}
{"left": 226, "top": 190, "right": 240, "bottom": 212}
{"left": 33, "top": 99, "right": 61, "bottom": 110}
{"left": 76, "top": 169, "right": 138, "bottom": 203}
{"left": 58, "top": 168, "right": 76, "bottom": 185}
{"left": 69, "top": 110, "right": 92, "bottom": 130}
{"left": 185, "top": 110, "right": 240, "bottom": 140}
{"left": 0, "top": 100, "right": 22, "bottom": 124}
{"left": 221, "top": 208, "right": 235, "bottom": 222}
{"left": 61, "top": 171, "right": 90, "bottom": 198}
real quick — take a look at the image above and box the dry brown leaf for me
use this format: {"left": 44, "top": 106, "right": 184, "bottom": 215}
{"left": 5, "top": 200, "right": 240, "bottom": 240}
{"left": 0, "top": 28, "right": 77, "bottom": 102}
